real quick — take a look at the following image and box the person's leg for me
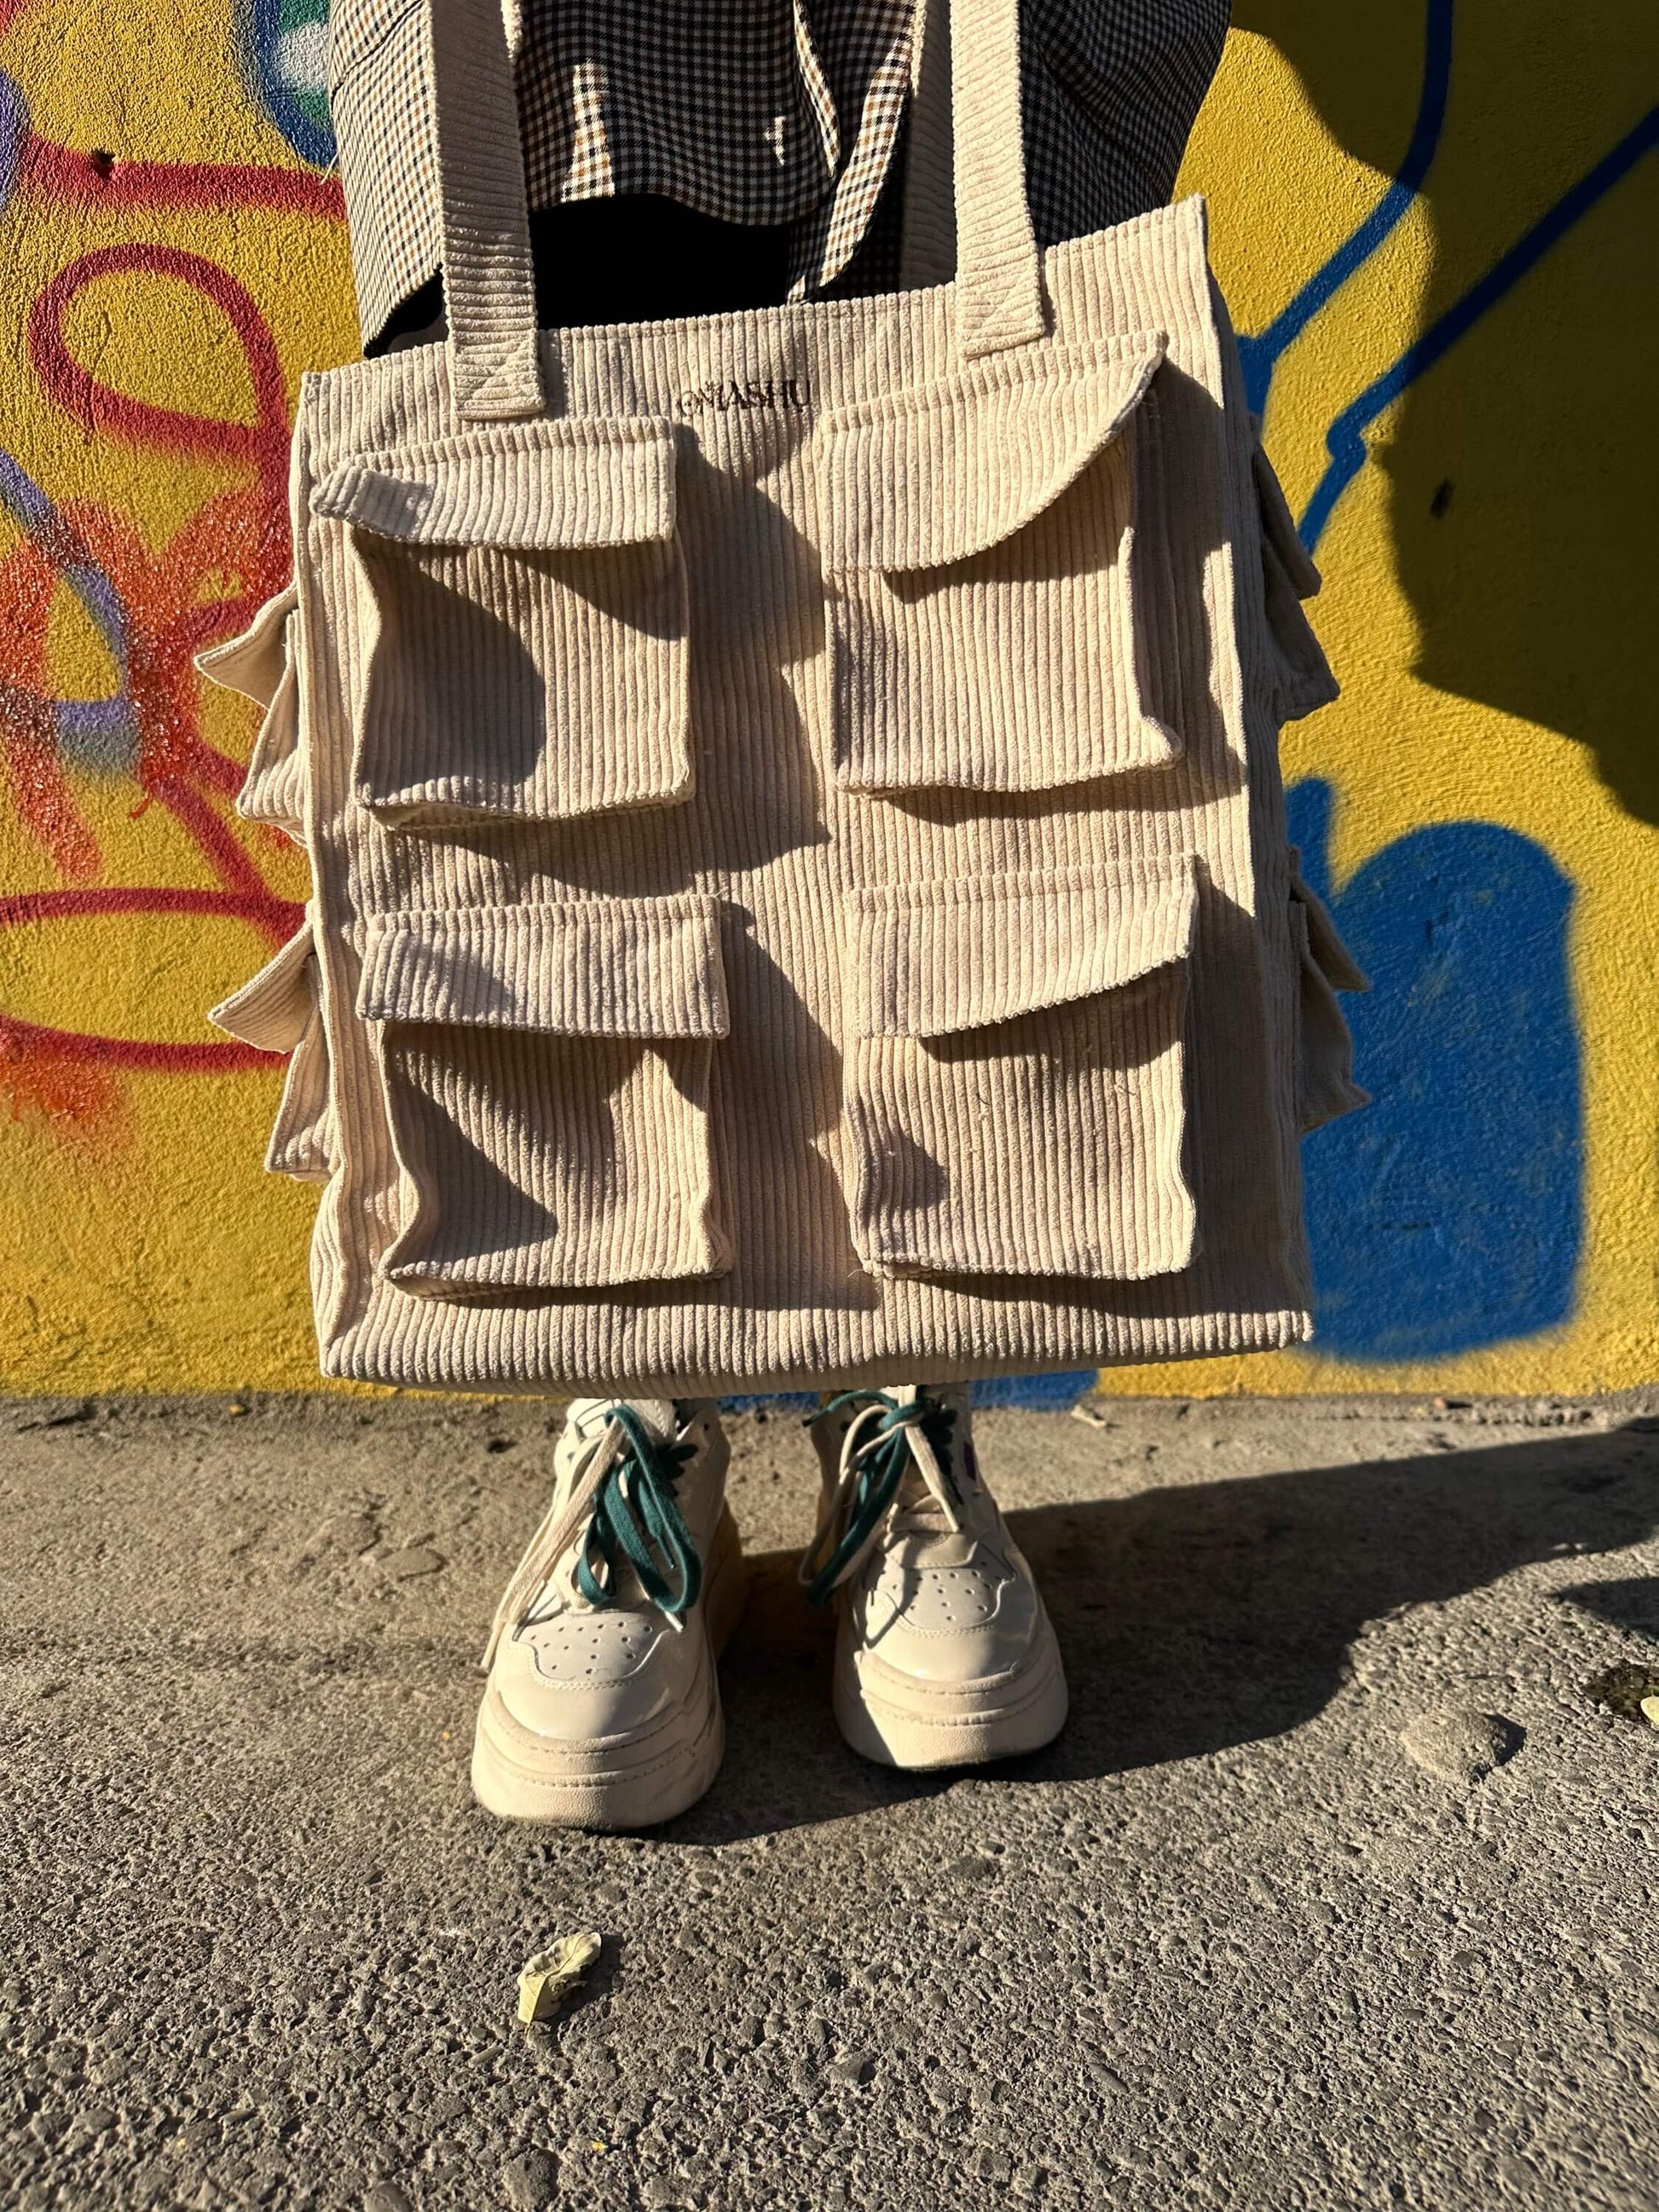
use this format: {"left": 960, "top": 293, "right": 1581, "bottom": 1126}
{"left": 472, "top": 1398, "right": 747, "bottom": 1828}
{"left": 802, "top": 1386, "right": 1068, "bottom": 1767}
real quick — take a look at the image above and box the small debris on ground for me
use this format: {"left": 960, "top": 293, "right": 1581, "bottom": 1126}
{"left": 1397, "top": 1707, "right": 1522, "bottom": 1784}
{"left": 517, "top": 1930, "right": 602, "bottom": 2024}
{"left": 1583, "top": 1662, "right": 1659, "bottom": 1719}
{"left": 1640, "top": 1695, "right": 1659, "bottom": 1730}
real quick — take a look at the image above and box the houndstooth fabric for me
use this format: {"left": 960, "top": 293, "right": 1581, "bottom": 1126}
{"left": 328, "top": 0, "right": 1229, "bottom": 349}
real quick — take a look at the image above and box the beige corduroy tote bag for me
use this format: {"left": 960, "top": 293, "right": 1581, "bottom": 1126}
{"left": 201, "top": 0, "right": 1367, "bottom": 1397}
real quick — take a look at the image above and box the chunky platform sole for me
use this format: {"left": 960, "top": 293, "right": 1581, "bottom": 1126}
{"left": 833, "top": 1606, "right": 1069, "bottom": 1771}
{"left": 470, "top": 1510, "right": 749, "bottom": 1830}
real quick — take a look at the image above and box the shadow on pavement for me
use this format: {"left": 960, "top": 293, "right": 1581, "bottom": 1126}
{"left": 679, "top": 1421, "right": 1658, "bottom": 1841}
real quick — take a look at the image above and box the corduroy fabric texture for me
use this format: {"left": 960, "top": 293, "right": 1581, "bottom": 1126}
{"left": 205, "top": 0, "right": 1366, "bottom": 1397}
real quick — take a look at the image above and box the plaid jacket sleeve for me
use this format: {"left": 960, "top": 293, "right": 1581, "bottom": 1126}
{"left": 327, "top": 0, "right": 1229, "bottom": 350}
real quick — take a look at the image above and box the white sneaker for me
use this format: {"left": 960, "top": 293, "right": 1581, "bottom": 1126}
{"left": 802, "top": 1385, "right": 1068, "bottom": 1770}
{"left": 471, "top": 1398, "right": 748, "bottom": 1829}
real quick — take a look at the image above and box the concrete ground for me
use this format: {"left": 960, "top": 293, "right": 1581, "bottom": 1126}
{"left": 3, "top": 1389, "right": 1657, "bottom": 2212}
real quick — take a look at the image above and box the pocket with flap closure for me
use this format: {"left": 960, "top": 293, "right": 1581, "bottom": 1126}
{"left": 843, "top": 856, "right": 1199, "bottom": 1280}
{"left": 1251, "top": 439, "right": 1339, "bottom": 725}
{"left": 195, "top": 585, "right": 307, "bottom": 837}
{"left": 818, "top": 335, "right": 1181, "bottom": 795}
{"left": 311, "top": 417, "right": 691, "bottom": 829}
{"left": 208, "top": 918, "right": 336, "bottom": 1182}
{"left": 1288, "top": 853, "right": 1370, "bottom": 1134}
{"left": 357, "top": 892, "right": 731, "bottom": 1292}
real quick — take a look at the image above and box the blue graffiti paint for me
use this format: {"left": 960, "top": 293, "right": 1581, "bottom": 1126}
{"left": 971, "top": 1372, "right": 1095, "bottom": 1412}
{"left": 1235, "top": 0, "right": 1656, "bottom": 558}
{"left": 240, "top": 0, "right": 336, "bottom": 170}
{"left": 0, "top": 69, "right": 26, "bottom": 217}
{"left": 1238, "top": 0, "right": 1455, "bottom": 420}
{"left": 0, "top": 448, "right": 138, "bottom": 774}
{"left": 1289, "top": 780, "right": 1582, "bottom": 1360}
{"left": 720, "top": 1372, "right": 1094, "bottom": 1421}
{"left": 719, "top": 1394, "right": 819, "bottom": 1418}
{"left": 1298, "top": 107, "right": 1659, "bottom": 549}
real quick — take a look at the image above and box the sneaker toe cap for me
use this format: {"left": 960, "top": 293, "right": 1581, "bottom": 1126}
{"left": 493, "top": 1613, "right": 688, "bottom": 1742}
{"left": 857, "top": 1560, "right": 1042, "bottom": 1687}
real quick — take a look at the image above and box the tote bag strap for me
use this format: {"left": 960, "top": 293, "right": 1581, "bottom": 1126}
{"left": 425, "top": 0, "right": 547, "bottom": 421}
{"left": 425, "top": 0, "right": 1044, "bottom": 421}
{"left": 947, "top": 0, "right": 1047, "bottom": 356}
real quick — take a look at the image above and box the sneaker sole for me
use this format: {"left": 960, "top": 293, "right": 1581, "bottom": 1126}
{"left": 833, "top": 1607, "right": 1069, "bottom": 1771}
{"left": 470, "top": 1510, "right": 749, "bottom": 1830}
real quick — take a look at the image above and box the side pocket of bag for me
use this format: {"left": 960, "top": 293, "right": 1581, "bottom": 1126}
{"left": 208, "top": 919, "right": 336, "bottom": 1184}
{"left": 1251, "top": 437, "right": 1340, "bottom": 725}
{"left": 194, "top": 583, "right": 307, "bottom": 838}
{"left": 1288, "top": 853, "right": 1369, "bottom": 1134}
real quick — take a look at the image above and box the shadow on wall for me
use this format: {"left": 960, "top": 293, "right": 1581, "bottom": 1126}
{"left": 1235, "top": 0, "right": 1659, "bottom": 825}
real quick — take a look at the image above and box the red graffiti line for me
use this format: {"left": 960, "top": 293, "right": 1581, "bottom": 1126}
{"left": 18, "top": 135, "right": 344, "bottom": 222}
{"left": 0, "top": 887, "right": 301, "bottom": 932}
{"left": 30, "top": 243, "right": 292, "bottom": 513}
{"left": 0, "top": 888, "right": 298, "bottom": 1076}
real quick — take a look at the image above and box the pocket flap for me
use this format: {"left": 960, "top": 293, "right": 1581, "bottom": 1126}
{"left": 1251, "top": 440, "right": 1322, "bottom": 598}
{"left": 266, "top": 1019, "right": 335, "bottom": 1181}
{"left": 208, "top": 920, "right": 317, "bottom": 1053}
{"left": 194, "top": 584, "right": 298, "bottom": 707}
{"left": 358, "top": 895, "right": 729, "bottom": 1038}
{"left": 310, "top": 417, "right": 678, "bottom": 551}
{"left": 820, "top": 334, "right": 1166, "bottom": 574}
{"left": 1289, "top": 853, "right": 1369, "bottom": 992}
{"left": 851, "top": 856, "right": 1198, "bottom": 1039}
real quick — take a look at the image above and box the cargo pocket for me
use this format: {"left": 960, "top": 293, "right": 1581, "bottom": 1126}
{"left": 356, "top": 893, "right": 731, "bottom": 1292}
{"left": 818, "top": 334, "right": 1178, "bottom": 794}
{"left": 1288, "top": 854, "right": 1369, "bottom": 1133}
{"left": 843, "top": 856, "right": 1199, "bottom": 1279}
{"left": 311, "top": 416, "right": 690, "bottom": 828}
{"left": 1251, "top": 438, "right": 1339, "bottom": 724}
{"left": 194, "top": 584, "right": 307, "bottom": 837}
{"left": 209, "top": 918, "right": 336, "bottom": 1182}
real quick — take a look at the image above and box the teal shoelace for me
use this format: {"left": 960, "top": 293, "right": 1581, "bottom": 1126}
{"left": 800, "top": 1389, "right": 959, "bottom": 1608}
{"left": 575, "top": 1404, "right": 702, "bottom": 1623}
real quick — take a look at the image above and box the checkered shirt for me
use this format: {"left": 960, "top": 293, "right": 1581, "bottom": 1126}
{"left": 328, "top": 0, "right": 1229, "bottom": 350}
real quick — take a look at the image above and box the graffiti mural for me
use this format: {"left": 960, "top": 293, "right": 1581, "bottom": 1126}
{"left": 0, "top": 0, "right": 341, "bottom": 1135}
{"left": 0, "top": 0, "right": 1655, "bottom": 1395}
{"left": 240, "top": 0, "right": 336, "bottom": 169}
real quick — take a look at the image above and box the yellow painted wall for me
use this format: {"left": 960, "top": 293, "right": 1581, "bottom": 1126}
{"left": 1, "top": 1, "right": 1654, "bottom": 1396}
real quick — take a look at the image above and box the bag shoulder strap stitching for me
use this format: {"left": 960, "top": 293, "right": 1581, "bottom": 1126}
{"left": 424, "top": 0, "right": 1048, "bottom": 422}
